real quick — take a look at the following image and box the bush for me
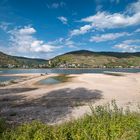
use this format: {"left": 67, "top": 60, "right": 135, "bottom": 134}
{"left": 0, "top": 118, "right": 7, "bottom": 135}
{"left": 1, "top": 101, "right": 140, "bottom": 140}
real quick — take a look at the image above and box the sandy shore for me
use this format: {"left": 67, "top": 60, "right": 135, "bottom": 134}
{"left": 0, "top": 72, "right": 140, "bottom": 125}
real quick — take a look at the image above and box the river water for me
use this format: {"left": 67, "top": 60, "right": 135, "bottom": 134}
{"left": 0, "top": 68, "right": 140, "bottom": 82}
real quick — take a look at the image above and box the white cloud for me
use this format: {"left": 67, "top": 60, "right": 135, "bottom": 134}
{"left": 114, "top": 39, "right": 140, "bottom": 52}
{"left": 96, "top": 5, "right": 103, "bottom": 11}
{"left": 48, "top": 37, "right": 64, "bottom": 45}
{"left": 48, "top": 37, "right": 74, "bottom": 48}
{"left": 70, "top": 25, "right": 92, "bottom": 36}
{"left": 18, "top": 26, "right": 36, "bottom": 34}
{"left": 64, "top": 38, "right": 85, "bottom": 48}
{"left": 7, "top": 26, "right": 61, "bottom": 56}
{"left": 0, "top": 22, "right": 10, "bottom": 31}
{"left": 48, "top": 37, "right": 83, "bottom": 48}
{"left": 70, "top": 0, "right": 140, "bottom": 36}
{"left": 123, "top": 39, "right": 140, "bottom": 44}
{"left": 64, "top": 38, "right": 76, "bottom": 48}
{"left": 126, "top": 0, "right": 140, "bottom": 14}
{"left": 90, "top": 32, "right": 130, "bottom": 42}
{"left": 58, "top": 16, "right": 68, "bottom": 24}
{"left": 30, "top": 40, "right": 57, "bottom": 53}
{"left": 135, "top": 28, "right": 140, "bottom": 33}
{"left": 47, "top": 2, "right": 65, "bottom": 9}
{"left": 81, "top": 11, "right": 140, "bottom": 29}
{"left": 114, "top": 44, "right": 138, "bottom": 52}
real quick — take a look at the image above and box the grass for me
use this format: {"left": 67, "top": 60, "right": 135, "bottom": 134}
{"left": 0, "top": 100, "right": 140, "bottom": 140}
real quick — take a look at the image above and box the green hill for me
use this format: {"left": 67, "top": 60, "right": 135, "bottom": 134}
{"left": 0, "top": 51, "right": 48, "bottom": 68}
{"left": 1, "top": 50, "right": 140, "bottom": 68}
{"left": 50, "top": 50, "right": 140, "bottom": 68}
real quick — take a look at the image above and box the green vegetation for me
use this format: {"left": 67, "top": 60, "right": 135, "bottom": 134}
{"left": 1, "top": 50, "right": 140, "bottom": 68}
{"left": 1, "top": 101, "right": 140, "bottom": 140}
{"left": 50, "top": 50, "right": 140, "bottom": 68}
{"left": 0, "top": 51, "right": 48, "bottom": 68}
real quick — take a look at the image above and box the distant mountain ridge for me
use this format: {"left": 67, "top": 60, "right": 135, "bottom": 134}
{"left": 65, "top": 50, "right": 140, "bottom": 57}
{"left": 50, "top": 50, "right": 140, "bottom": 68}
{"left": 0, "top": 51, "right": 47, "bottom": 68}
{"left": 0, "top": 50, "right": 140, "bottom": 68}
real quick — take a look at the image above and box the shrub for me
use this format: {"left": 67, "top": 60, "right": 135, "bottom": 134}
{"left": 1, "top": 101, "right": 140, "bottom": 140}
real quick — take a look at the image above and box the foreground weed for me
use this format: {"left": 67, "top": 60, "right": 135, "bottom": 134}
{"left": 1, "top": 101, "right": 140, "bottom": 140}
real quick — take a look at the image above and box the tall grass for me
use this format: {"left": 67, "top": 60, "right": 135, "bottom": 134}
{"left": 1, "top": 101, "right": 140, "bottom": 140}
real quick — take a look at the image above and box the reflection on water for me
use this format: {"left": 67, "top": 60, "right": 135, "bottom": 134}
{"left": 0, "top": 68, "right": 140, "bottom": 75}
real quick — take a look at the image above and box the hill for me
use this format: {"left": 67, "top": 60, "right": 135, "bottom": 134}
{"left": 1, "top": 50, "right": 140, "bottom": 68}
{"left": 0, "top": 51, "right": 48, "bottom": 68}
{"left": 50, "top": 50, "right": 140, "bottom": 68}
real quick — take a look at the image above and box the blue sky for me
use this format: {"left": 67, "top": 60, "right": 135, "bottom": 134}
{"left": 0, "top": 0, "right": 140, "bottom": 59}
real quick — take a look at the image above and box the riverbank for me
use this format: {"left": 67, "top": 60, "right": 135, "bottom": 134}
{"left": 0, "top": 72, "right": 140, "bottom": 125}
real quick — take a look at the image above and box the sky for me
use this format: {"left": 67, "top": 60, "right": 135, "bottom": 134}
{"left": 0, "top": 0, "right": 140, "bottom": 59}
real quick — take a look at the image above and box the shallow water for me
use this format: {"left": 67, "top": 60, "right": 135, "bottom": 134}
{"left": 38, "top": 77, "right": 61, "bottom": 85}
{"left": 0, "top": 76, "right": 21, "bottom": 82}
{"left": 0, "top": 68, "right": 140, "bottom": 75}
